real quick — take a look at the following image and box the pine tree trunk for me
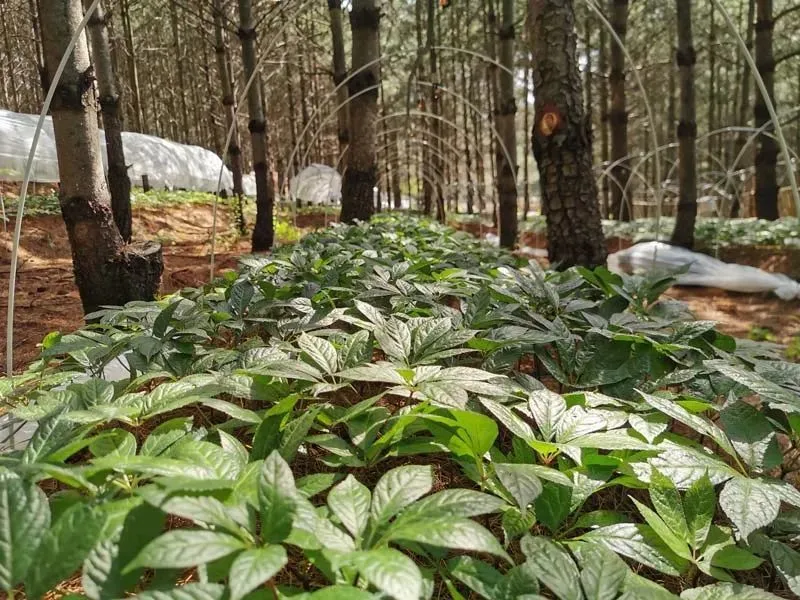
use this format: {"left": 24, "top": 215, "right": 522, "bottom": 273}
{"left": 458, "top": 0, "right": 475, "bottom": 215}
{"left": 213, "top": 0, "right": 245, "bottom": 231}
{"left": 341, "top": 0, "right": 380, "bottom": 223}
{"left": 427, "top": 0, "right": 445, "bottom": 223}
{"left": 169, "top": 0, "right": 190, "bottom": 143}
{"left": 609, "top": 0, "right": 630, "bottom": 221}
{"left": 238, "top": 0, "right": 275, "bottom": 250}
{"left": 38, "top": 0, "right": 162, "bottom": 314}
{"left": 707, "top": 3, "right": 716, "bottom": 159}
{"left": 754, "top": 0, "right": 778, "bottom": 220}
{"left": 28, "top": 0, "right": 45, "bottom": 101}
{"left": 120, "top": 0, "right": 143, "bottom": 132}
{"left": 391, "top": 130, "right": 402, "bottom": 209}
{"left": 671, "top": 0, "right": 697, "bottom": 248}
{"left": 85, "top": 0, "right": 132, "bottom": 242}
{"left": 529, "top": 0, "right": 606, "bottom": 269}
{"left": 282, "top": 24, "right": 300, "bottom": 176}
{"left": 523, "top": 44, "right": 531, "bottom": 221}
{"left": 598, "top": 21, "right": 610, "bottom": 217}
{"left": 328, "top": 0, "right": 350, "bottom": 162}
{"left": 496, "top": 0, "right": 517, "bottom": 247}
{"left": 485, "top": 0, "right": 499, "bottom": 227}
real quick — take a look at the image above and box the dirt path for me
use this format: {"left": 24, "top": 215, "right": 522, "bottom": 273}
{"left": 2, "top": 208, "right": 798, "bottom": 371}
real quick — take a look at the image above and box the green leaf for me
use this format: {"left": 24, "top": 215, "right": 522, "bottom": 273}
{"left": 494, "top": 463, "right": 543, "bottom": 512}
{"left": 769, "top": 540, "right": 800, "bottom": 596}
{"left": 126, "top": 530, "right": 247, "bottom": 571}
{"left": 258, "top": 451, "right": 298, "bottom": 544}
{"left": 143, "top": 493, "right": 244, "bottom": 535}
{"left": 21, "top": 409, "right": 72, "bottom": 464}
{"left": 528, "top": 389, "right": 566, "bottom": 442}
{"left": 399, "top": 489, "right": 506, "bottom": 520}
{"left": 719, "top": 401, "right": 781, "bottom": 471}
{"left": 708, "top": 360, "right": 800, "bottom": 412}
{"left": 718, "top": 477, "right": 780, "bottom": 539}
{"left": 388, "top": 516, "right": 511, "bottom": 563}
{"left": 370, "top": 465, "right": 433, "bottom": 525}
{"left": 228, "top": 546, "right": 287, "bottom": 600}
{"left": 581, "top": 523, "right": 687, "bottom": 576}
{"left": 649, "top": 469, "right": 690, "bottom": 545}
{"left": 575, "top": 544, "right": 628, "bottom": 600}
{"left": 375, "top": 319, "right": 413, "bottom": 363}
{"left": 631, "top": 498, "right": 690, "bottom": 560}
{"left": 0, "top": 477, "right": 50, "bottom": 591}
{"left": 637, "top": 391, "right": 735, "bottom": 459}
{"left": 643, "top": 441, "right": 737, "bottom": 489}
{"left": 446, "top": 556, "right": 505, "bottom": 599}
{"left": 683, "top": 474, "right": 715, "bottom": 549}
{"left": 82, "top": 502, "right": 165, "bottom": 600}
{"left": 134, "top": 583, "right": 227, "bottom": 600}
{"left": 480, "top": 398, "right": 536, "bottom": 442}
{"left": 328, "top": 475, "right": 371, "bottom": 540}
{"left": 447, "top": 409, "right": 499, "bottom": 459}
{"left": 520, "top": 536, "right": 582, "bottom": 600}
{"left": 534, "top": 483, "right": 572, "bottom": 533}
{"left": 89, "top": 428, "right": 137, "bottom": 458}
{"left": 342, "top": 549, "right": 423, "bottom": 600}
{"left": 299, "top": 333, "right": 339, "bottom": 375}
{"left": 279, "top": 406, "right": 320, "bottom": 463}
{"left": 709, "top": 544, "right": 763, "bottom": 571}
{"left": 308, "top": 585, "right": 378, "bottom": 599}
{"left": 680, "top": 583, "right": 782, "bottom": 599}
{"left": 201, "top": 399, "right": 261, "bottom": 425}
{"left": 25, "top": 503, "right": 105, "bottom": 599}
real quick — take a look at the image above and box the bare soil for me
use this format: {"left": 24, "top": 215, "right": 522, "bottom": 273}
{"left": 2, "top": 207, "right": 798, "bottom": 372}
{"left": 1, "top": 203, "right": 250, "bottom": 370}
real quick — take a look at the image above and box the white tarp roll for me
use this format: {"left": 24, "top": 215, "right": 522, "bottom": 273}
{"left": 0, "top": 109, "right": 233, "bottom": 193}
{"left": 608, "top": 241, "right": 800, "bottom": 300}
{"left": 289, "top": 164, "right": 342, "bottom": 205}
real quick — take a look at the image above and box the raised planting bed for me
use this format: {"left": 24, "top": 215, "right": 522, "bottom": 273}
{"left": 1, "top": 215, "right": 800, "bottom": 598}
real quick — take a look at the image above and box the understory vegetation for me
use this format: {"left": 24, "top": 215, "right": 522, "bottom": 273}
{"left": 514, "top": 216, "right": 800, "bottom": 249}
{"left": 1, "top": 217, "right": 800, "bottom": 599}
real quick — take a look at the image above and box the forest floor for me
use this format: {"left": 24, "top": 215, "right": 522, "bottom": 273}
{"left": 2, "top": 203, "right": 799, "bottom": 371}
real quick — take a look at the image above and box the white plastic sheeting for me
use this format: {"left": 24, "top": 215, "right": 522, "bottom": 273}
{"left": 608, "top": 241, "right": 800, "bottom": 300}
{"left": 290, "top": 164, "right": 341, "bottom": 205}
{"left": 0, "top": 109, "right": 233, "bottom": 193}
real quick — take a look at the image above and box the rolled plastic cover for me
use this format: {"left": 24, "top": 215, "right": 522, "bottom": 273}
{"left": 608, "top": 241, "right": 800, "bottom": 301}
{"left": 0, "top": 109, "right": 233, "bottom": 193}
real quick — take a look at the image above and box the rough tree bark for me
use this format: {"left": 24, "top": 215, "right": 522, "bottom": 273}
{"left": 330, "top": 0, "right": 350, "bottom": 157}
{"left": 38, "top": 0, "right": 162, "bottom": 314}
{"left": 341, "top": 0, "right": 380, "bottom": 223}
{"left": 598, "top": 21, "right": 610, "bottom": 217}
{"left": 85, "top": 0, "right": 132, "bottom": 242}
{"left": 238, "top": 0, "right": 275, "bottom": 250}
{"left": 459, "top": 0, "right": 475, "bottom": 215}
{"left": 529, "top": 0, "right": 606, "bottom": 269}
{"left": 213, "top": 0, "right": 245, "bottom": 231}
{"left": 120, "top": 0, "right": 143, "bottom": 132}
{"left": 754, "top": 0, "right": 779, "bottom": 220}
{"left": 426, "top": 0, "right": 445, "bottom": 222}
{"left": 609, "top": 0, "right": 630, "bottom": 221}
{"left": 496, "top": 0, "right": 517, "bottom": 247}
{"left": 671, "top": 0, "right": 697, "bottom": 248}
{"left": 391, "top": 130, "right": 402, "bottom": 209}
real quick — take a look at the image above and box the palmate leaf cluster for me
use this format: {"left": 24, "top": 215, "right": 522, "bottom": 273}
{"left": 2, "top": 215, "right": 800, "bottom": 599}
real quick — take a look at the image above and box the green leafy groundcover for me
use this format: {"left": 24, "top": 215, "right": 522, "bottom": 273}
{"left": 515, "top": 216, "right": 800, "bottom": 248}
{"left": 2, "top": 215, "right": 800, "bottom": 599}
